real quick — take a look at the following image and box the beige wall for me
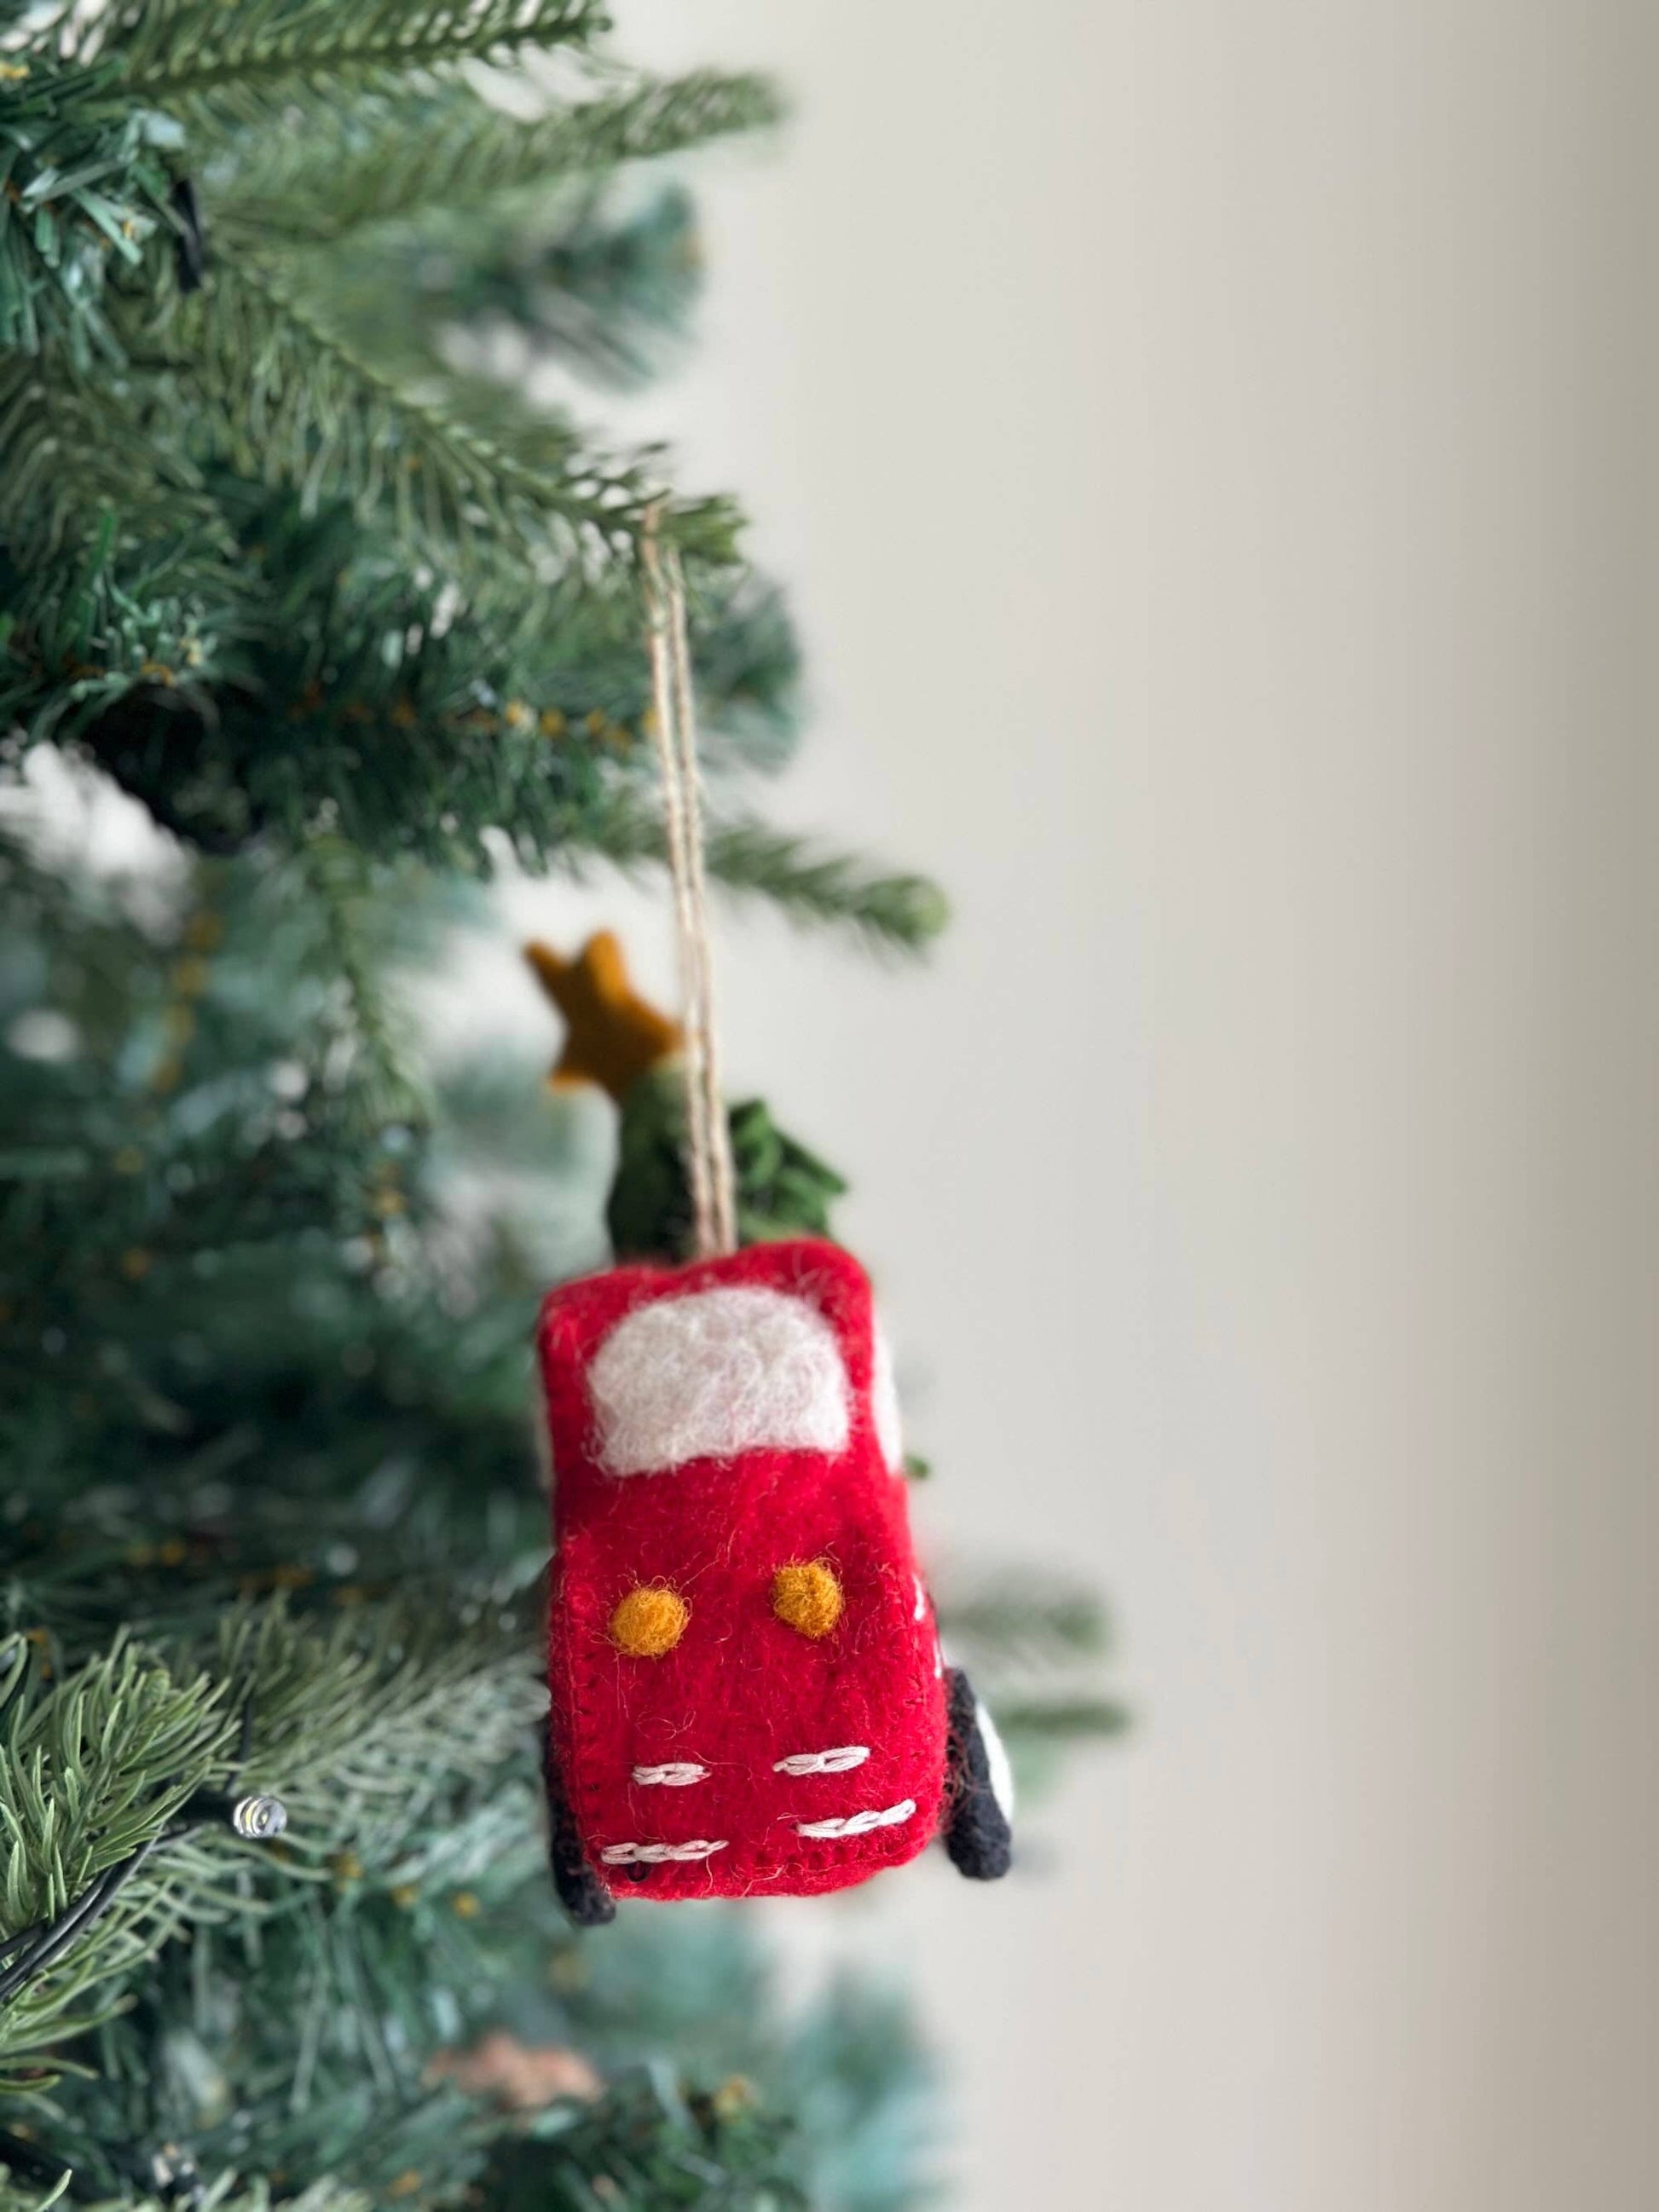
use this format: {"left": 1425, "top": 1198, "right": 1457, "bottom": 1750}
{"left": 488, "top": 4, "right": 1658, "bottom": 2204}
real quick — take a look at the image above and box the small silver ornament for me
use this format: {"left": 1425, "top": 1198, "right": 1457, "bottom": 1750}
{"left": 229, "top": 1793, "right": 287, "bottom": 1839}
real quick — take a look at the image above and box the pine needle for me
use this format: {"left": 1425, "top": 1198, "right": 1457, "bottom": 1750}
{"left": 40, "top": 1, "right": 606, "bottom": 108}
{"left": 217, "top": 72, "right": 785, "bottom": 246}
{"left": 558, "top": 793, "right": 951, "bottom": 955}
{"left": 166, "top": 252, "right": 737, "bottom": 580}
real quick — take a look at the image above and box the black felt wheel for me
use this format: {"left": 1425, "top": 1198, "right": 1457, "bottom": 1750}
{"left": 543, "top": 1736, "right": 616, "bottom": 1926}
{"left": 942, "top": 1666, "right": 1014, "bottom": 1880}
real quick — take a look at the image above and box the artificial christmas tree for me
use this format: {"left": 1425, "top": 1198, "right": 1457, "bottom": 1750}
{"left": 0, "top": 8, "right": 1123, "bottom": 2206}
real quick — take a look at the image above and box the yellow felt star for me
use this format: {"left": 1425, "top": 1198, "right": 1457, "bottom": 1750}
{"left": 523, "top": 931, "right": 682, "bottom": 1103}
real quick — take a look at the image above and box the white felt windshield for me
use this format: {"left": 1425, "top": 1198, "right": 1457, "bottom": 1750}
{"left": 588, "top": 1285, "right": 852, "bottom": 1474}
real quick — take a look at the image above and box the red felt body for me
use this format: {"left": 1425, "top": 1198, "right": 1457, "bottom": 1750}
{"left": 537, "top": 1238, "right": 946, "bottom": 1903}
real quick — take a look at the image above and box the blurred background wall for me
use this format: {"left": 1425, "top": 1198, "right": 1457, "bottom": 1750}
{"left": 454, "top": 4, "right": 1657, "bottom": 2205}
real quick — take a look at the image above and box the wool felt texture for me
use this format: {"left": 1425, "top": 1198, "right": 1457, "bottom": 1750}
{"left": 942, "top": 1666, "right": 1015, "bottom": 1882}
{"left": 541, "top": 1733, "right": 615, "bottom": 1926}
{"left": 586, "top": 1282, "right": 851, "bottom": 1473}
{"left": 538, "top": 1238, "right": 948, "bottom": 1904}
{"left": 524, "top": 932, "right": 682, "bottom": 1102}
{"left": 610, "top": 1585, "right": 690, "bottom": 1658}
{"left": 771, "top": 1560, "right": 844, "bottom": 1639}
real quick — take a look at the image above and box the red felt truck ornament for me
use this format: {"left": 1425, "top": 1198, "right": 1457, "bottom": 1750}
{"left": 536, "top": 1237, "right": 1014, "bottom": 1921}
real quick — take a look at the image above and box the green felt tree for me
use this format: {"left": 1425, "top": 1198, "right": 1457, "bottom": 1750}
{"left": 0, "top": 9, "right": 1119, "bottom": 2209}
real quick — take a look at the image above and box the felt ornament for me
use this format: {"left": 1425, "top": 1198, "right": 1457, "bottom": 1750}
{"left": 428, "top": 2031, "right": 601, "bottom": 2111}
{"left": 524, "top": 931, "right": 682, "bottom": 1102}
{"left": 524, "top": 933, "right": 847, "bottom": 1262}
{"left": 535, "top": 522, "right": 1011, "bottom": 1923}
{"left": 537, "top": 1237, "right": 1013, "bottom": 1921}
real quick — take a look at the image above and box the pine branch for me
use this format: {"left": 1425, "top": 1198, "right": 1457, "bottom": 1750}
{"left": 171, "top": 252, "right": 735, "bottom": 576}
{"left": 992, "top": 1695, "right": 1132, "bottom": 1743}
{"left": 15, "top": 481, "right": 799, "bottom": 869}
{"left": 934, "top": 1569, "right": 1130, "bottom": 1794}
{"left": 314, "top": 180, "right": 712, "bottom": 397}
{"left": 209, "top": 1603, "right": 545, "bottom": 1874}
{"left": 0, "top": 63, "right": 175, "bottom": 362}
{"left": 702, "top": 820, "right": 950, "bottom": 950}
{"left": 558, "top": 793, "right": 950, "bottom": 954}
{"left": 217, "top": 72, "right": 783, "bottom": 246}
{"left": 42, "top": 1, "right": 605, "bottom": 106}
{"left": 182, "top": 252, "right": 585, "bottom": 559}
{"left": 0, "top": 1602, "right": 542, "bottom": 2091}
{"left": 0, "top": 436, "right": 240, "bottom": 753}
{"left": 0, "top": 2179, "right": 365, "bottom": 2212}
{"left": 435, "top": 182, "right": 707, "bottom": 393}
{"left": 0, "top": 1637, "right": 243, "bottom": 2088}
{"left": 936, "top": 1573, "right": 1111, "bottom": 1669}
{"left": 484, "top": 2073, "right": 806, "bottom": 2212}
{"left": 0, "top": 360, "right": 216, "bottom": 574}
{"left": 298, "top": 840, "right": 430, "bottom": 1133}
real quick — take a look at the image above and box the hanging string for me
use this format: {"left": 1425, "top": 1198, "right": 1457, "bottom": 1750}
{"left": 640, "top": 512, "right": 737, "bottom": 1258}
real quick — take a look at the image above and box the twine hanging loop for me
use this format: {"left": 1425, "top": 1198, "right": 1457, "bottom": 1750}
{"left": 640, "top": 512, "right": 738, "bottom": 1259}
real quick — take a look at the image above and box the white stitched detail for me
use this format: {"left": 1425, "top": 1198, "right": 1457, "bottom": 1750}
{"left": 772, "top": 1746, "right": 870, "bottom": 1777}
{"left": 913, "top": 1574, "right": 927, "bottom": 1621}
{"left": 631, "top": 1763, "right": 708, "bottom": 1788}
{"left": 795, "top": 1799, "right": 916, "bottom": 1839}
{"left": 600, "top": 1839, "right": 728, "bottom": 1864}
